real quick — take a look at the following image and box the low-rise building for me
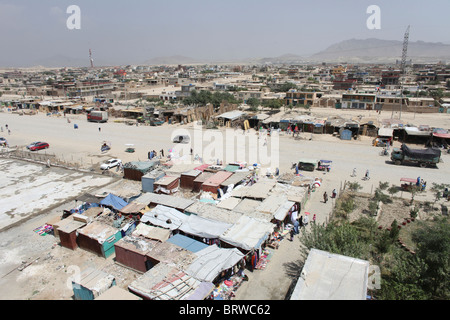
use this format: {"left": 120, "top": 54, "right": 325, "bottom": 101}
{"left": 285, "top": 91, "right": 319, "bottom": 107}
{"left": 341, "top": 93, "right": 379, "bottom": 110}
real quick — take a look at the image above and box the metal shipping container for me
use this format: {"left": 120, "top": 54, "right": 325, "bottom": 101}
{"left": 114, "top": 236, "right": 158, "bottom": 273}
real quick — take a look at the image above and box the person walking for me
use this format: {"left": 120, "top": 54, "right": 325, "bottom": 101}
{"left": 352, "top": 168, "right": 356, "bottom": 177}
{"left": 364, "top": 169, "right": 370, "bottom": 180}
{"left": 323, "top": 191, "right": 328, "bottom": 203}
{"left": 331, "top": 189, "right": 337, "bottom": 199}
{"left": 160, "top": 149, "right": 164, "bottom": 157}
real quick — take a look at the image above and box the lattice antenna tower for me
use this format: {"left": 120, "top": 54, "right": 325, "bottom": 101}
{"left": 401, "top": 25, "right": 410, "bottom": 76}
{"left": 89, "top": 49, "right": 94, "bottom": 68}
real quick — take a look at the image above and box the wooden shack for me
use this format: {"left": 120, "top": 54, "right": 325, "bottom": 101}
{"left": 57, "top": 219, "right": 86, "bottom": 250}
{"left": 72, "top": 268, "right": 116, "bottom": 300}
{"left": 180, "top": 169, "right": 202, "bottom": 190}
{"left": 192, "top": 172, "right": 213, "bottom": 193}
{"left": 141, "top": 169, "right": 166, "bottom": 193}
{"left": 123, "top": 161, "right": 159, "bottom": 181}
{"left": 77, "top": 221, "right": 122, "bottom": 258}
{"left": 153, "top": 175, "right": 180, "bottom": 194}
{"left": 114, "top": 235, "right": 159, "bottom": 273}
{"left": 202, "top": 171, "right": 233, "bottom": 194}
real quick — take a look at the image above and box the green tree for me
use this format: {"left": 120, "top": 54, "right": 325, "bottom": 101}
{"left": 274, "top": 82, "right": 298, "bottom": 93}
{"left": 379, "top": 251, "right": 430, "bottom": 300}
{"left": 299, "top": 220, "right": 371, "bottom": 261}
{"left": 262, "top": 99, "right": 283, "bottom": 110}
{"left": 246, "top": 97, "right": 260, "bottom": 109}
{"left": 346, "top": 181, "right": 362, "bottom": 193}
{"left": 411, "top": 217, "right": 450, "bottom": 299}
{"left": 388, "top": 185, "right": 399, "bottom": 197}
{"left": 389, "top": 220, "right": 400, "bottom": 241}
{"left": 378, "top": 181, "right": 389, "bottom": 191}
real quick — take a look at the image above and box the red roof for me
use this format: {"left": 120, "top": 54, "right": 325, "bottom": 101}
{"left": 433, "top": 133, "right": 450, "bottom": 139}
{"left": 194, "top": 164, "right": 210, "bottom": 172}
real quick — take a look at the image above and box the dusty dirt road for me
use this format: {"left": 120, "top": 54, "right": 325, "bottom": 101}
{"left": 0, "top": 108, "right": 449, "bottom": 300}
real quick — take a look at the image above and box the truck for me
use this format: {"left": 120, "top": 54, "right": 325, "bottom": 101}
{"left": 87, "top": 110, "right": 108, "bottom": 123}
{"left": 391, "top": 144, "right": 441, "bottom": 168}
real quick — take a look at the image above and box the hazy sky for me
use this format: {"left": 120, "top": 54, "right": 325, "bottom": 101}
{"left": 0, "top": 0, "right": 449, "bottom": 67}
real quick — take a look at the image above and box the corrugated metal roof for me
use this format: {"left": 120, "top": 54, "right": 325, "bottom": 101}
{"left": 186, "top": 245, "right": 245, "bottom": 282}
{"left": 203, "top": 171, "right": 234, "bottom": 187}
{"left": 77, "top": 221, "right": 119, "bottom": 243}
{"left": 57, "top": 219, "right": 86, "bottom": 234}
{"left": 128, "top": 263, "right": 207, "bottom": 300}
{"left": 140, "top": 205, "right": 188, "bottom": 230}
{"left": 231, "top": 180, "right": 276, "bottom": 200}
{"left": 166, "top": 234, "right": 209, "bottom": 253}
{"left": 74, "top": 267, "right": 115, "bottom": 293}
{"left": 134, "top": 193, "right": 195, "bottom": 211}
{"left": 219, "top": 215, "right": 274, "bottom": 251}
{"left": 132, "top": 223, "right": 171, "bottom": 242}
{"left": 186, "top": 201, "right": 242, "bottom": 225}
{"left": 220, "top": 171, "right": 251, "bottom": 187}
{"left": 215, "top": 110, "right": 246, "bottom": 121}
{"left": 95, "top": 286, "right": 141, "bottom": 300}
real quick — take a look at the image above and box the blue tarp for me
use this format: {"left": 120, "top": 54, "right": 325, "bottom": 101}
{"left": 166, "top": 234, "right": 208, "bottom": 253}
{"left": 100, "top": 193, "right": 128, "bottom": 210}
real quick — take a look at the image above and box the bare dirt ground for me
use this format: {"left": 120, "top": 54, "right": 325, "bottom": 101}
{"left": 0, "top": 107, "right": 449, "bottom": 300}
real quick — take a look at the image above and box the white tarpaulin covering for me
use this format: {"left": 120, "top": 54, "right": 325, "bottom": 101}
{"left": 273, "top": 200, "right": 296, "bottom": 221}
{"left": 219, "top": 215, "right": 274, "bottom": 251}
{"left": 404, "top": 127, "right": 431, "bottom": 136}
{"left": 187, "top": 245, "right": 244, "bottom": 282}
{"left": 377, "top": 127, "right": 394, "bottom": 137}
{"left": 140, "top": 205, "right": 188, "bottom": 230}
{"left": 179, "top": 214, "right": 233, "bottom": 239}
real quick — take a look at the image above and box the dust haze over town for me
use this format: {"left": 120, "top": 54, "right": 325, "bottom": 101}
{"left": 0, "top": 0, "right": 449, "bottom": 305}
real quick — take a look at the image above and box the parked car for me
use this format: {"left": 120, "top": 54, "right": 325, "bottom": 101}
{"left": 172, "top": 135, "right": 190, "bottom": 144}
{"left": 100, "top": 159, "right": 122, "bottom": 170}
{"left": 27, "top": 142, "right": 49, "bottom": 151}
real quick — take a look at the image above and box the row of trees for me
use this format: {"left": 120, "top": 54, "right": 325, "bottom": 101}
{"left": 182, "top": 90, "right": 240, "bottom": 108}
{"left": 246, "top": 97, "right": 285, "bottom": 111}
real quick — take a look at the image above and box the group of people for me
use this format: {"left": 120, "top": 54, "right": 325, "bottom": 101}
{"left": 148, "top": 149, "right": 165, "bottom": 160}
{"left": 416, "top": 176, "right": 427, "bottom": 191}
{"left": 323, "top": 189, "right": 337, "bottom": 203}
{"left": 351, "top": 168, "right": 370, "bottom": 180}
{"left": 1, "top": 124, "right": 11, "bottom": 135}
{"left": 289, "top": 205, "right": 317, "bottom": 241}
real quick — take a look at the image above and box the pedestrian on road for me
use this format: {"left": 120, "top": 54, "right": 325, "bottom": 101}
{"left": 98, "top": 127, "right": 101, "bottom": 132}
{"left": 312, "top": 214, "right": 316, "bottom": 223}
{"left": 331, "top": 189, "right": 337, "bottom": 199}
{"left": 323, "top": 191, "right": 328, "bottom": 203}
{"left": 352, "top": 168, "right": 356, "bottom": 177}
{"left": 160, "top": 149, "right": 164, "bottom": 157}
{"left": 302, "top": 215, "right": 309, "bottom": 226}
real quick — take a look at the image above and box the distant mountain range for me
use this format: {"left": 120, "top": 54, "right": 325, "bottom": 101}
{"left": 308, "top": 38, "right": 450, "bottom": 63}
{"left": 5, "top": 38, "right": 450, "bottom": 68}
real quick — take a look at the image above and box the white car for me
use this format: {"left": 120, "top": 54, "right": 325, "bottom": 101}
{"left": 100, "top": 159, "right": 122, "bottom": 170}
